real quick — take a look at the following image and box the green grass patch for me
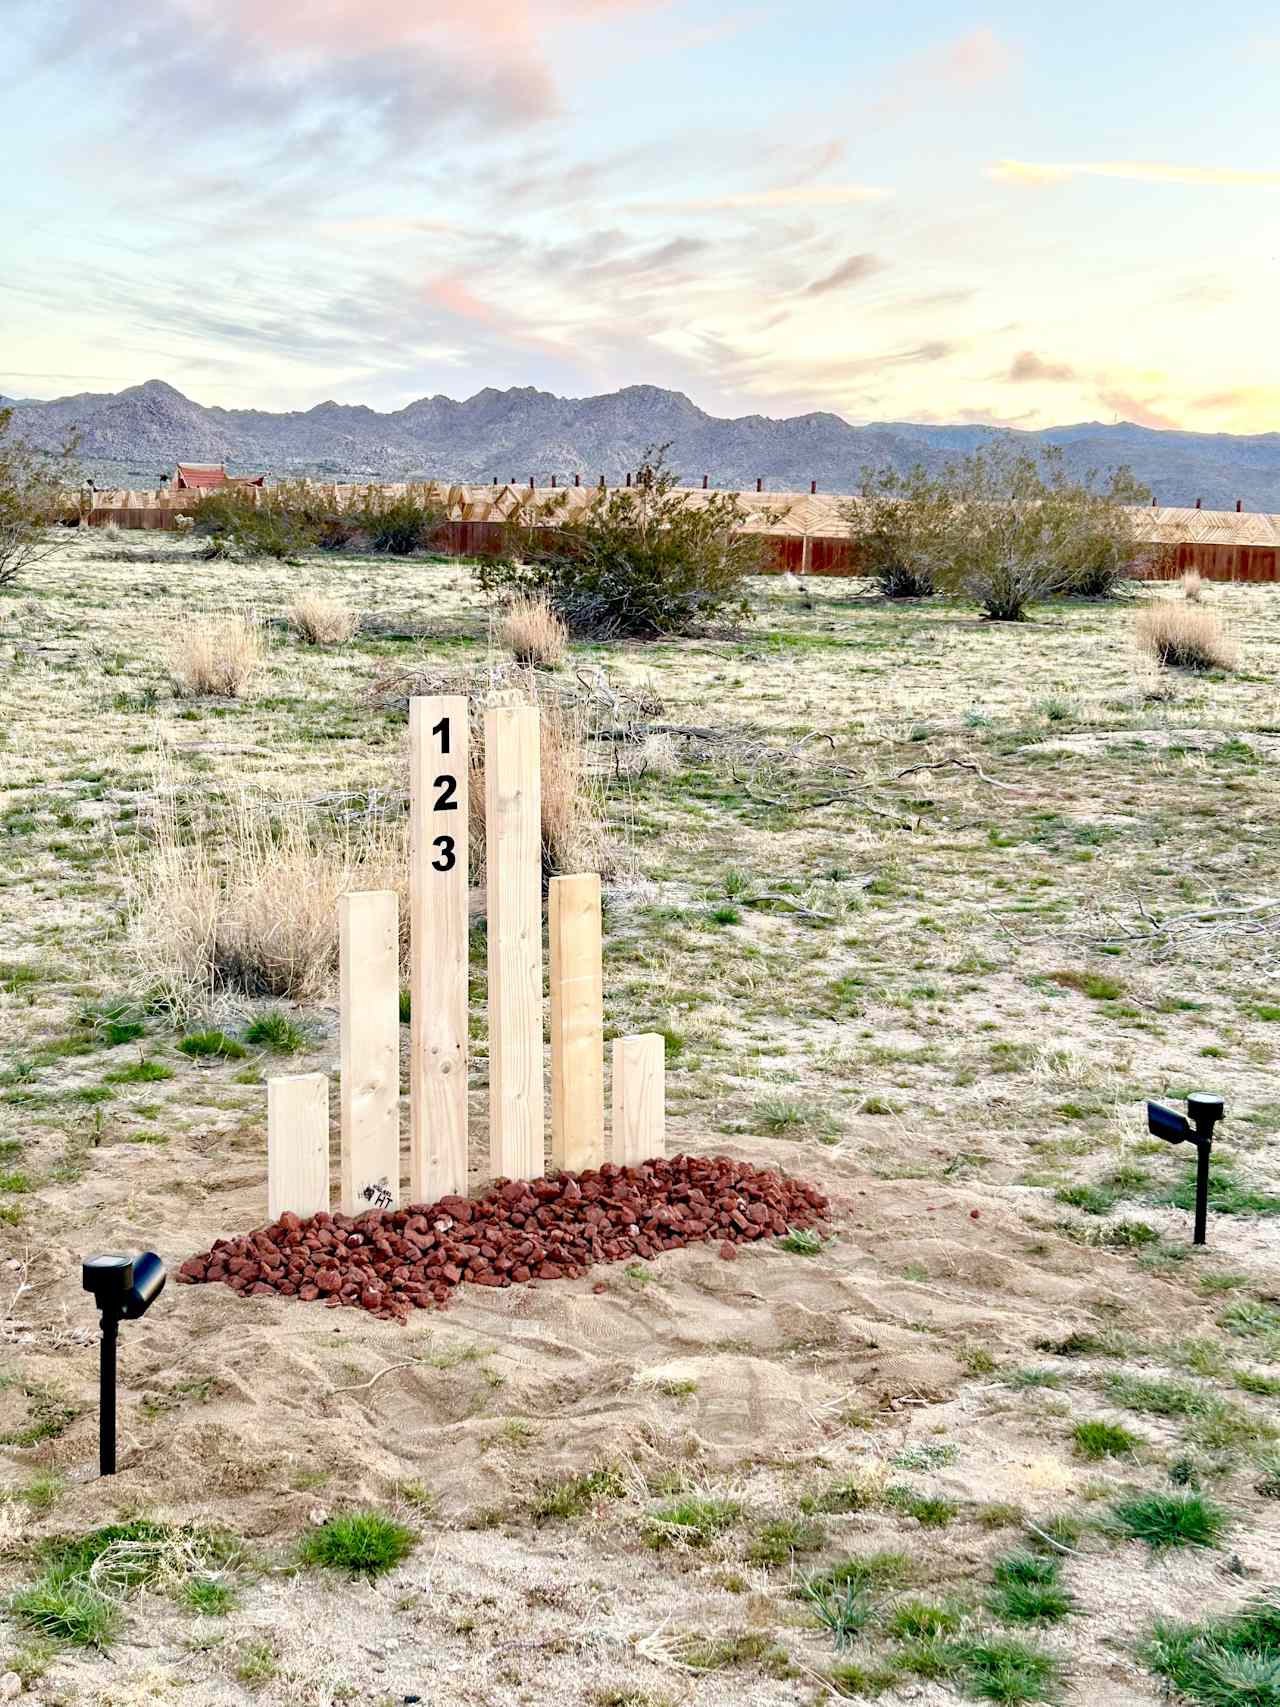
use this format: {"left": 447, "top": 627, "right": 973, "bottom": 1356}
{"left": 745, "top": 1517, "right": 826, "bottom": 1566}
{"left": 531, "top": 1466, "right": 627, "bottom": 1523}
{"left": 885, "top": 1485, "right": 956, "bottom": 1527}
{"left": 298, "top": 1511, "right": 415, "bottom": 1577}
{"left": 802, "top": 1578, "right": 875, "bottom": 1651}
{"left": 177, "top": 1029, "right": 247, "bottom": 1059}
{"left": 777, "top": 1227, "right": 826, "bottom": 1256}
{"left": 242, "top": 1010, "right": 308, "bottom": 1054}
{"left": 988, "top": 1552, "right": 1076, "bottom": 1625}
{"left": 949, "top": 1635, "right": 1065, "bottom": 1703}
{"left": 1072, "top": 1419, "right": 1140, "bottom": 1460}
{"left": 1109, "top": 1490, "right": 1228, "bottom": 1550}
{"left": 102, "top": 1058, "right": 173, "bottom": 1084}
{"left": 644, "top": 1494, "right": 742, "bottom": 1548}
{"left": 1142, "top": 1594, "right": 1280, "bottom": 1706}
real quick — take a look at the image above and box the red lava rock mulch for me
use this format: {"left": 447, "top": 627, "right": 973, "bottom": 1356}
{"left": 178, "top": 1154, "right": 831, "bottom": 1322}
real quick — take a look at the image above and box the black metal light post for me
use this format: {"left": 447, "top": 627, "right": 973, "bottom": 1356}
{"left": 1146, "top": 1093, "right": 1225, "bottom": 1246}
{"left": 82, "top": 1252, "right": 166, "bottom": 1476}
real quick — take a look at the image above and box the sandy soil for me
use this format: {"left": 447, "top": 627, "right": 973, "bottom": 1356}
{"left": 1, "top": 538, "right": 1278, "bottom": 1705}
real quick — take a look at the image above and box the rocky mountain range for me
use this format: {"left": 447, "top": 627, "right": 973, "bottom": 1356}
{"left": 4, "top": 379, "right": 1278, "bottom": 510}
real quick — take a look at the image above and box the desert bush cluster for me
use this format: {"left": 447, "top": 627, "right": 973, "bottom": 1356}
{"left": 191, "top": 481, "right": 447, "bottom": 561}
{"left": 290, "top": 592, "right": 358, "bottom": 646}
{"left": 167, "top": 611, "right": 264, "bottom": 696}
{"left": 0, "top": 406, "right": 79, "bottom": 587}
{"left": 843, "top": 442, "right": 1148, "bottom": 620}
{"left": 477, "top": 446, "right": 769, "bottom": 637}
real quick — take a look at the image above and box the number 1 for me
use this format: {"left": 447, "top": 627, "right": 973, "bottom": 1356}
{"left": 432, "top": 715, "right": 450, "bottom": 755}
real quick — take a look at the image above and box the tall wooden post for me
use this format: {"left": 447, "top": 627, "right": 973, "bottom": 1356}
{"left": 549, "top": 873, "right": 604, "bottom": 1172}
{"left": 339, "top": 890, "right": 400, "bottom": 1214}
{"left": 409, "top": 696, "right": 469, "bottom": 1201}
{"left": 612, "top": 1034, "right": 665, "bottom": 1166}
{"left": 268, "top": 1073, "right": 330, "bottom": 1220}
{"left": 485, "top": 705, "right": 543, "bottom": 1181}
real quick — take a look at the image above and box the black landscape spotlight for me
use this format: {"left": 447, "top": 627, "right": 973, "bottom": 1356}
{"left": 82, "top": 1252, "right": 166, "bottom": 1476}
{"left": 1146, "top": 1093, "right": 1225, "bottom": 1246}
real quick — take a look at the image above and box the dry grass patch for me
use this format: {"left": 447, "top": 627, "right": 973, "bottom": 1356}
{"left": 290, "top": 592, "right": 358, "bottom": 646}
{"left": 167, "top": 610, "right": 265, "bottom": 696}
{"left": 1181, "top": 568, "right": 1203, "bottom": 602}
{"left": 499, "top": 594, "right": 568, "bottom": 667}
{"left": 124, "top": 785, "right": 408, "bottom": 1013}
{"left": 1136, "top": 601, "right": 1237, "bottom": 672}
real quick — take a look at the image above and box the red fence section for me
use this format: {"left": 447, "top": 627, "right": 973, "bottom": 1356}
{"left": 82, "top": 508, "right": 1280, "bottom": 583}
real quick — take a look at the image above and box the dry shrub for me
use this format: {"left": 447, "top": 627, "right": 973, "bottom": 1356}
{"left": 173, "top": 513, "right": 195, "bottom": 535}
{"left": 168, "top": 611, "right": 264, "bottom": 697}
{"left": 291, "top": 592, "right": 358, "bottom": 646}
{"left": 126, "top": 787, "right": 408, "bottom": 1015}
{"left": 1136, "top": 601, "right": 1237, "bottom": 672}
{"left": 499, "top": 593, "right": 568, "bottom": 667}
{"left": 1182, "top": 569, "right": 1204, "bottom": 602}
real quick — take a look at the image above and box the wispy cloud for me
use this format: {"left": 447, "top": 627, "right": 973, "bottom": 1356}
{"left": 1096, "top": 389, "right": 1181, "bottom": 430}
{"left": 989, "top": 159, "right": 1280, "bottom": 188}
{"left": 804, "top": 253, "right": 886, "bottom": 296}
{"left": 870, "top": 26, "right": 1019, "bottom": 123}
{"left": 1008, "top": 350, "right": 1075, "bottom": 382}
{"left": 633, "top": 185, "right": 891, "bottom": 214}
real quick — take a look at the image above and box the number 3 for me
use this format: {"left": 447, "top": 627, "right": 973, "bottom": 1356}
{"left": 432, "top": 835, "right": 456, "bottom": 872}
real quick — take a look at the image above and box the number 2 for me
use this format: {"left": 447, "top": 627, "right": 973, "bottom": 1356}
{"left": 432, "top": 835, "right": 456, "bottom": 872}
{"left": 434, "top": 775, "right": 457, "bottom": 812}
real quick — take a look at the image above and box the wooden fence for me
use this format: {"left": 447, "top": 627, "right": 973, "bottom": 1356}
{"left": 82, "top": 503, "right": 1280, "bottom": 583}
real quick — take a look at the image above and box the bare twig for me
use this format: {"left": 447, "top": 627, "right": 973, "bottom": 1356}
{"left": 332, "top": 1361, "right": 419, "bottom": 1395}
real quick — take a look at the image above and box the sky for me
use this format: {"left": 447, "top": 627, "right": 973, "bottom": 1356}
{"left": 2, "top": 0, "right": 1278, "bottom": 434}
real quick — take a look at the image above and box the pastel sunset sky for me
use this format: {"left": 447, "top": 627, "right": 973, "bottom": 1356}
{"left": 4, "top": 0, "right": 1277, "bottom": 432}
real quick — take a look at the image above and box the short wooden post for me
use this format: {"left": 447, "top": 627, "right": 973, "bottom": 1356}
{"left": 409, "top": 696, "right": 469, "bottom": 1202}
{"left": 702, "top": 474, "right": 708, "bottom": 489}
{"left": 574, "top": 472, "right": 580, "bottom": 486}
{"left": 612, "top": 1034, "right": 664, "bottom": 1166}
{"left": 339, "top": 890, "right": 400, "bottom": 1214}
{"left": 549, "top": 874, "right": 604, "bottom": 1173}
{"left": 485, "top": 705, "right": 543, "bottom": 1181}
{"left": 810, "top": 479, "right": 817, "bottom": 494}
{"left": 268, "top": 1073, "right": 329, "bottom": 1220}
{"left": 756, "top": 477, "right": 763, "bottom": 492}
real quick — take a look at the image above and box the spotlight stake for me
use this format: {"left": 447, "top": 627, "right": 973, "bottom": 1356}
{"left": 1146, "top": 1092, "right": 1224, "bottom": 1246}
{"left": 82, "top": 1252, "right": 166, "bottom": 1477}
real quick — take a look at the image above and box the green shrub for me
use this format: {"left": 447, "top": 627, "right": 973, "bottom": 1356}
{"left": 802, "top": 1578, "right": 875, "bottom": 1650}
{"left": 854, "top": 442, "right": 1146, "bottom": 622}
{"left": 476, "top": 446, "right": 768, "bottom": 637}
{"left": 9, "top": 1575, "right": 119, "bottom": 1648}
{"left": 841, "top": 463, "right": 954, "bottom": 597}
{"left": 0, "top": 407, "right": 79, "bottom": 589}
{"left": 349, "top": 483, "right": 445, "bottom": 554}
{"left": 191, "top": 489, "right": 315, "bottom": 561}
{"left": 949, "top": 1634, "right": 1064, "bottom": 1702}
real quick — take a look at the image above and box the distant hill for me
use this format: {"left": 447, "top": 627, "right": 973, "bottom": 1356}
{"left": 8, "top": 379, "right": 1280, "bottom": 510}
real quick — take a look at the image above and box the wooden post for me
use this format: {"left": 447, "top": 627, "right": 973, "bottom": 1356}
{"left": 810, "top": 479, "right": 817, "bottom": 494}
{"left": 702, "top": 474, "right": 708, "bottom": 489}
{"left": 756, "top": 477, "right": 763, "bottom": 492}
{"left": 339, "top": 890, "right": 400, "bottom": 1214}
{"left": 549, "top": 874, "right": 604, "bottom": 1172}
{"left": 409, "top": 696, "right": 469, "bottom": 1202}
{"left": 268, "top": 1073, "right": 329, "bottom": 1220}
{"left": 485, "top": 705, "right": 543, "bottom": 1182}
{"left": 612, "top": 1034, "right": 664, "bottom": 1166}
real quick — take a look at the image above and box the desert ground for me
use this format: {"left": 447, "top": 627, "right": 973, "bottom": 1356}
{"left": 0, "top": 534, "right": 1277, "bottom": 1706}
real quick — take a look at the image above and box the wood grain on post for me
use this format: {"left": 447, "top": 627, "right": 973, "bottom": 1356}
{"left": 409, "top": 695, "right": 469, "bottom": 1201}
{"left": 612, "top": 1034, "right": 665, "bottom": 1166}
{"left": 485, "top": 705, "right": 543, "bottom": 1181}
{"left": 549, "top": 873, "right": 604, "bottom": 1172}
{"left": 267, "top": 1072, "right": 330, "bottom": 1220}
{"left": 339, "top": 890, "right": 400, "bottom": 1214}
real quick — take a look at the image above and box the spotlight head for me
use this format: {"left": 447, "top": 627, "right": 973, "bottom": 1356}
{"left": 82, "top": 1251, "right": 166, "bottom": 1320}
{"left": 1147, "top": 1101, "right": 1192, "bottom": 1145}
{"left": 1187, "top": 1092, "right": 1225, "bottom": 1129}
{"left": 82, "top": 1254, "right": 134, "bottom": 1312}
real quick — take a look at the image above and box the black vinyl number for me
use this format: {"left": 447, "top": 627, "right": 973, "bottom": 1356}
{"left": 432, "top": 715, "right": 451, "bottom": 754}
{"left": 432, "top": 834, "right": 456, "bottom": 872}
{"left": 433, "top": 774, "right": 458, "bottom": 812}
